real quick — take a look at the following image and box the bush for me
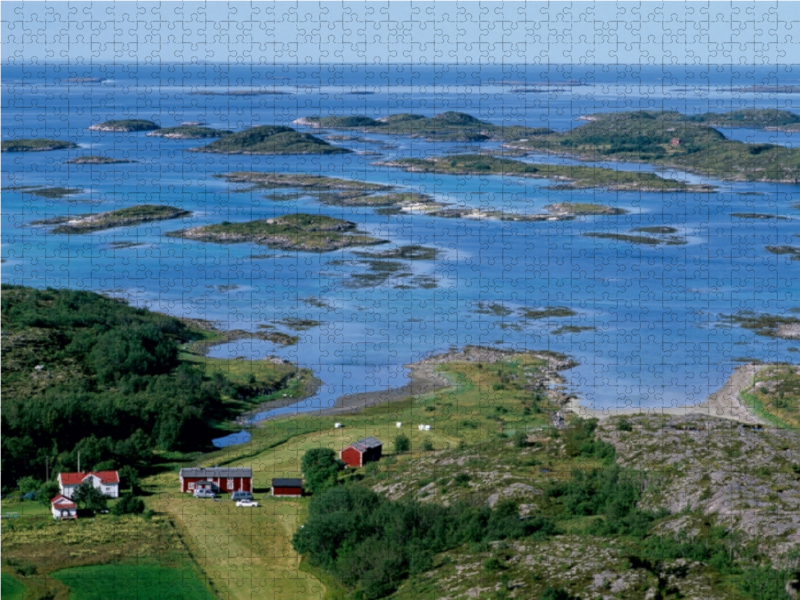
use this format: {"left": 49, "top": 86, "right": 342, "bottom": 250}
{"left": 394, "top": 434, "right": 410, "bottom": 453}
{"left": 617, "top": 419, "right": 633, "bottom": 432}
{"left": 301, "top": 448, "right": 344, "bottom": 495}
{"left": 513, "top": 431, "right": 528, "bottom": 448}
{"left": 112, "top": 492, "right": 145, "bottom": 515}
{"left": 483, "top": 557, "right": 504, "bottom": 572}
{"left": 72, "top": 482, "right": 108, "bottom": 511}
{"left": 422, "top": 439, "right": 434, "bottom": 452}
{"left": 540, "top": 587, "right": 580, "bottom": 600}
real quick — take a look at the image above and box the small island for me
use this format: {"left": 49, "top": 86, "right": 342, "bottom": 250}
{"left": 49, "top": 205, "right": 191, "bottom": 234}
{"left": 88, "top": 119, "right": 161, "bottom": 132}
{"left": 217, "top": 171, "right": 390, "bottom": 192}
{"left": 66, "top": 155, "right": 136, "bottom": 164}
{"left": 583, "top": 231, "right": 688, "bottom": 246}
{"left": 168, "top": 213, "right": 387, "bottom": 252}
{"left": 147, "top": 125, "right": 233, "bottom": 139}
{"left": 545, "top": 202, "right": 627, "bottom": 216}
{"left": 195, "top": 125, "right": 349, "bottom": 155}
{"left": 8, "top": 185, "right": 83, "bottom": 199}
{"left": 1, "top": 139, "right": 78, "bottom": 152}
{"left": 381, "top": 154, "right": 711, "bottom": 192}
{"left": 295, "top": 111, "right": 551, "bottom": 142}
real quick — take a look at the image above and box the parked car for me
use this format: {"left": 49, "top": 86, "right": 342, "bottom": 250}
{"left": 236, "top": 499, "right": 259, "bottom": 508}
{"left": 230, "top": 491, "right": 253, "bottom": 501}
{"left": 193, "top": 488, "right": 217, "bottom": 499}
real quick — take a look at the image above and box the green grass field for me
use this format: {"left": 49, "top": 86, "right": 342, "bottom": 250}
{"left": 1, "top": 572, "right": 27, "bottom": 600}
{"left": 52, "top": 565, "right": 215, "bottom": 600}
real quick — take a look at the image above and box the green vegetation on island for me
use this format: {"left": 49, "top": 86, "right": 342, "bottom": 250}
{"left": 296, "top": 111, "right": 552, "bottom": 142}
{"left": 66, "top": 155, "right": 136, "bottom": 164}
{"left": 509, "top": 110, "right": 800, "bottom": 183}
{"left": 684, "top": 108, "right": 800, "bottom": 130}
{"left": 196, "top": 126, "right": 349, "bottom": 154}
{"left": 217, "top": 171, "right": 391, "bottom": 192}
{"left": 88, "top": 119, "right": 161, "bottom": 132}
{"left": 48, "top": 205, "right": 191, "bottom": 234}
{"left": 1, "top": 139, "right": 78, "bottom": 152}
{"left": 739, "top": 364, "right": 800, "bottom": 429}
{"left": 382, "top": 154, "right": 712, "bottom": 192}
{"left": 147, "top": 125, "right": 233, "bottom": 139}
{"left": 766, "top": 245, "right": 800, "bottom": 260}
{"left": 168, "top": 213, "right": 387, "bottom": 252}
{"left": 7, "top": 185, "right": 83, "bottom": 199}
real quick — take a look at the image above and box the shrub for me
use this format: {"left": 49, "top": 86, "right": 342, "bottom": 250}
{"left": 483, "top": 557, "right": 504, "bottom": 572}
{"left": 617, "top": 419, "right": 633, "bottom": 432}
{"left": 112, "top": 492, "right": 145, "bottom": 515}
{"left": 394, "top": 434, "right": 410, "bottom": 453}
{"left": 422, "top": 439, "right": 434, "bottom": 452}
{"left": 513, "top": 431, "right": 528, "bottom": 448}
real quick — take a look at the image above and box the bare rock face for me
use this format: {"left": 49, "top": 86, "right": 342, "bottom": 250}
{"left": 598, "top": 413, "right": 800, "bottom": 562}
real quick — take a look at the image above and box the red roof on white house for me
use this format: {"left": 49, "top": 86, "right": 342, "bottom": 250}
{"left": 59, "top": 471, "right": 120, "bottom": 485}
{"left": 51, "top": 494, "right": 76, "bottom": 509}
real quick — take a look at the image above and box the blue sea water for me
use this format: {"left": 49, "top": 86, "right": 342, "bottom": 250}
{"left": 2, "top": 63, "right": 798, "bottom": 438}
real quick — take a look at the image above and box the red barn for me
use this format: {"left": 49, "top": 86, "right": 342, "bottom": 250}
{"left": 179, "top": 467, "right": 252, "bottom": 493}
{"left": 340, "top": 437, "right": 383, "bottom": 468}
{"left": 272, "top": 478, "right": 303, "bottom": 497}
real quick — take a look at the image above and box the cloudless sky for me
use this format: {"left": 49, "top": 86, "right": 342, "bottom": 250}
{"left": 2, "top": 1, "right": 798, "bottom": 64}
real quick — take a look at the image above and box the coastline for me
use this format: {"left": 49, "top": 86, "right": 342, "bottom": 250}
{"left": 253, "top": 357, "right": 767, "bottom": 427}
{"left": 565, "top": 364, "right": 766, "bottom": 425}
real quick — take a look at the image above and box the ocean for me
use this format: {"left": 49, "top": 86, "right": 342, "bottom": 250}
{"left": 2, "top": 62, "right": 798, "bottom": 441}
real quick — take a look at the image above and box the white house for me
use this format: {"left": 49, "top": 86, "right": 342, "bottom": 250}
{"left": 51, "top": 494, "right": 77, "bottom": 519}
{"left": 58, "top": 471, "right": 120, "bottom": 499}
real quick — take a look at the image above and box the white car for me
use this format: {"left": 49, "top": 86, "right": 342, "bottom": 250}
{"left": 236, "top": 499, "right": 259, "bottom": 508}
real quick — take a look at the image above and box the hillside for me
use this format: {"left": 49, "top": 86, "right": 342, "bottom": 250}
{"left": 0, "top": 286, "right": 308, "bottom": 489}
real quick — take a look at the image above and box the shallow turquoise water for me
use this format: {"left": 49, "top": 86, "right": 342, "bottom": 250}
{"left": 2, "top": 64, "right": 798, "bottom": 433}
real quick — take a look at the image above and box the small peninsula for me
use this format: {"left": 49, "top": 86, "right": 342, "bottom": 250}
{"left": 147, "top": 125, "right": 233, "bottom": 139}
{"left": 48, "top": 205, "right": 191, "bottom": 234}
{"left": 88, "top": 119, "right": 161, "bottom": 132}
{"left": 168, "top": 213, "right": 386, "bottom": 252}
{"left": 1, "top": 139, "right": 78, "bottom": 152}
{"left": 195, "top": 125, "right": 349, "bottom": 155}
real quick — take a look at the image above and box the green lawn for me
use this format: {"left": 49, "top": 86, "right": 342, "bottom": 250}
{"left": 1, "top": 572, "right": 27, "bottom": 600}
{"left": 52, "top": 565, "right": 215, "bottom": 600}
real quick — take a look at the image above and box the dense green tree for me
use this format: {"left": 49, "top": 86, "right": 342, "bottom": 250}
{"left": 301, "top": 448, "right": 344, "bottom": 494}
{"left": 71, "top": 482, "right": 108, "bottom": 511}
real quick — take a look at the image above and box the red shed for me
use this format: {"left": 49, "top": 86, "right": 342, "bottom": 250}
{"left": 340, "top": 436, "right": 383, "bottom": 468}
{"left": 272, "top": 478, "right": 303, "bottom": 497}
{"left": 179, "top": 467, "right": 252, "bottom": 493}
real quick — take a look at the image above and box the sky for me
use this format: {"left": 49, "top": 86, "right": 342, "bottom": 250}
{"left": 2, "top": 1, "right": 798, "bottom": 65}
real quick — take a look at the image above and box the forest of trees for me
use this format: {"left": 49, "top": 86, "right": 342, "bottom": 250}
{"left": 1, "top": 285, "right": 241, "bottom": 492}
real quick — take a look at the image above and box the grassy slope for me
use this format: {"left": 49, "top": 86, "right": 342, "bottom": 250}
{"left": 52, "top": 565, "right": 216, "bottom": 600}
{"left": 1, "top": 572, "right": 27, "bottom": 600}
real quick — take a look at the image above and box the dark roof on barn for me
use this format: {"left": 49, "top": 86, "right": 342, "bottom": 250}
{"left": 272, "top": 478, "right": 303, "bottom": 487}
{"left": 349, "top": 436, "right": 383, "bottom": 452}
{"left": 180, "top": 467, "right": 253, "bottom": 478}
